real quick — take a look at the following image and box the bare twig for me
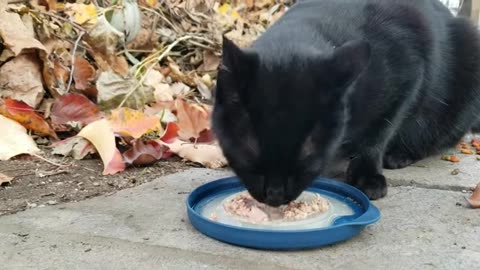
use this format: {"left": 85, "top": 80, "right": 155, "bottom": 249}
{"left": 117, "top": 35, "right": 192, "bottom": 108}
{"left": 32, "top": 154, "right": 70, "bottom": 168}
{"left": 66, "top": 31, "right": 85, "bottom": 93}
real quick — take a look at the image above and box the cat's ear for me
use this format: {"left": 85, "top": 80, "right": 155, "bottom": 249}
{"left": 327, "top": 40, "right": 371, "bottom": 88}
{"left": 220, "top": 36, "right": 258, "bottom": 76}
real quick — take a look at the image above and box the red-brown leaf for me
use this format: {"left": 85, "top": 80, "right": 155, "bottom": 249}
{"left": 174, "top": 99, "right": 212, "bottom": 140}
{"left": 73, "top": 56, "right": 96, "bottom": 90}
{"left": 160, "top": 122, "right": 179, "bottom": 143}
{"left": 50, "top": 93, "right": 103, "bottom": 126}
{"left": 123, "top": 139, "right": 166, "bottom": 165}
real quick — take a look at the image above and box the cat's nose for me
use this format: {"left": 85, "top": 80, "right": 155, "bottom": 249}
{"left": 264, "top": 187, "right": 285, "bottom": 207}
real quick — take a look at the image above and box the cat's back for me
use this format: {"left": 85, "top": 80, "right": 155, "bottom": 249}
{"left": 252, "top": 0, "right": 452, "bottom": 50}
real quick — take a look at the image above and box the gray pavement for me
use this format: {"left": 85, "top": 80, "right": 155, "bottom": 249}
{"left": 1, "top": 153, "right": 479, "bottom": 270}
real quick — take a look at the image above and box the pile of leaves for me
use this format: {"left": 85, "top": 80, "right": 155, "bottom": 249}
{"left": 0, "top": 0, "right": 292, "bottom": 175}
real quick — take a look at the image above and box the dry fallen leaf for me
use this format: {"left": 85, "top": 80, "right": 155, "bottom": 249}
{"left": 0, "top": 114, "right": 41, "bottom": 160}
{"left": 0, "top": 172, "right": 13, "bottom": 185}
{"left": 162, "top": 138, "right": 227, "bottom": 169}
{"left": 73, "top": 56, "right": 96, "bottom": 90}
{"left": 50, "top": 93, "right": 103, "bottom": 126}
{"left": 0, "top": 9, "right": 47, "bottom": 56}
{"left": 77, "top": 119, "right": 126, "bottom": 175}
{"left": 96, "top": 70, "right": 154, "bottom": 110}
{"left": 0, "top": 98, "right": 58, "bottom": 139}
{"left": 109, "top": 107, "right": 162, "bottom": 139}
{"left": 465, "top": 182, "right": 480, "bottom": 208}
{"left": 42, "top": 55, "right": 70, "bottom": 97}
{"left": 123, "top": 139, "right": 166, "bottom": 165}
{"left": 0, "top": 54, "right": 45, "bottom": 108}
{"left": 50, "top": 136, "right": 96, "bottom": 160}
{"left": 174, "top": 99, "right": 212, "bottom": 140}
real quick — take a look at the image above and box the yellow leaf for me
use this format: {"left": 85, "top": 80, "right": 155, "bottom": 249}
{"left": 217, "top": 3, "right": 240, "bottom": 19}
{"left": 65, "top": 3, "right": 97, "bottom": 26}
{"left": 109, "top": 107, "right": 163, "bottom": 139}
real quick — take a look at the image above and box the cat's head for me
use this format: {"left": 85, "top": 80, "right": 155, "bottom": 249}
{"left": 212, "top": 37, "right": 370, "bottom": 206}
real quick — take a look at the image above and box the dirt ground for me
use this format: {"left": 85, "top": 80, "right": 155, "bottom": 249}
{"left": 0, "top": 150, "right": 193, "bottom": 216}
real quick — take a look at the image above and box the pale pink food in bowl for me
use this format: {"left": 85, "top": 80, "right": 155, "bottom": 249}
{"left": 217, "top": 192, "right": 330, "bottom": 224}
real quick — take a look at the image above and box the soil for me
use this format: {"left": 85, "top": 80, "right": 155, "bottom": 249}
{"left": 0, "top": 150, "right": 192, "bottom": 216}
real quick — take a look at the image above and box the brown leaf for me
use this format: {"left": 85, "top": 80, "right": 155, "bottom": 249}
{"left": 123, "top": 139, "right": 166, "bottom": 165}
{"left": 174, "top": 99, "right": 212, "bottom": 140}
{"left": 73, "top": 56, "right": 96, "bottom": 90}
{"left": 50, "top": 93, "right": 103, "bottom": 126}
{"left": 465, "top": 182, "right": 480, "bottom": 208}
{"left": 0, "top": 54, "right": 45, "bottom": 108}
{"left": 0, "top": 9, "right": 47, "bottom": 56}
{"left": 42, "top": 55, "right": 69, "bottom": 97}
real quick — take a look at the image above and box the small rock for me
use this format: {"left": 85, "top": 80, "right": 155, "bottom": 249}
{"left": 143, "top": 237, "right": 150, "bottom": 241}
{"left": 40, "top": 181, "right": 46, "bottom": 185}
{"left": 92, "top": 182, "right": 100, "bottom": 187}
{"left": 89, "top": 176, "right": 95, "bottom": 180}
{"left": 27, "top": 203, "right": 38, "bottom": 208}
{"left": 462, "top": 190, "right": 467, "bottom": 193}
{"left": 451, "top": 169, "right": 460, "bottom": 175}
{"left": 455, "top": 202, "right": 462, "bottom": 206}
{"left": 50, "top": 244, "right": 57, "bottom": 248}
{"left": 84, "top": 248, "right": 92, "bottom": 252}
{"left": 461, "top": 246, "right": 466, "bottom": 249}
{"left": 47, "top": 200, "right": 57, "bottom": 205}
{"left": 77, "top": 182, "right": 84, "bottom": 186}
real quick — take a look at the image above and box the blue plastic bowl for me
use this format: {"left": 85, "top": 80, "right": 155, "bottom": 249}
{"left": 187, "top": 176, "right": 380, "bottom": 250}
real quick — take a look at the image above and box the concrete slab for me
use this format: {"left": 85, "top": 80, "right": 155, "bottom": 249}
{"left": 1, "top": 169, "right": 479, "bottom": 270}
{"left": 384, "top": 153, "right": 480, "bottom": 191}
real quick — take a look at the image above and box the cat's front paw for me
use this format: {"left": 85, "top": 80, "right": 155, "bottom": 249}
{"left": 383, "top": 152, "right": 415, "bottom": 169}
{"left": 347, "top": 173, "right": 387, "bottom": 200}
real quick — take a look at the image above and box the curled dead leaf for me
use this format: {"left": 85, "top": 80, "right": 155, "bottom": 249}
{"left": 77, "top": 119, "right": 126, "bottom": 175}
{"left": 465, "top": 182, "right": 480, "bottom": 208}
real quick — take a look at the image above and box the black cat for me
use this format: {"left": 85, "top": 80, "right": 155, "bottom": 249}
{"left": 212, "top": 0, "right": 480, "bottom": 206}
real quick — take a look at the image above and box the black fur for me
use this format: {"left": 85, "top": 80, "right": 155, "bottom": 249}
{"left": 212, "top": 0, "right": 480, "bottom": 206}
